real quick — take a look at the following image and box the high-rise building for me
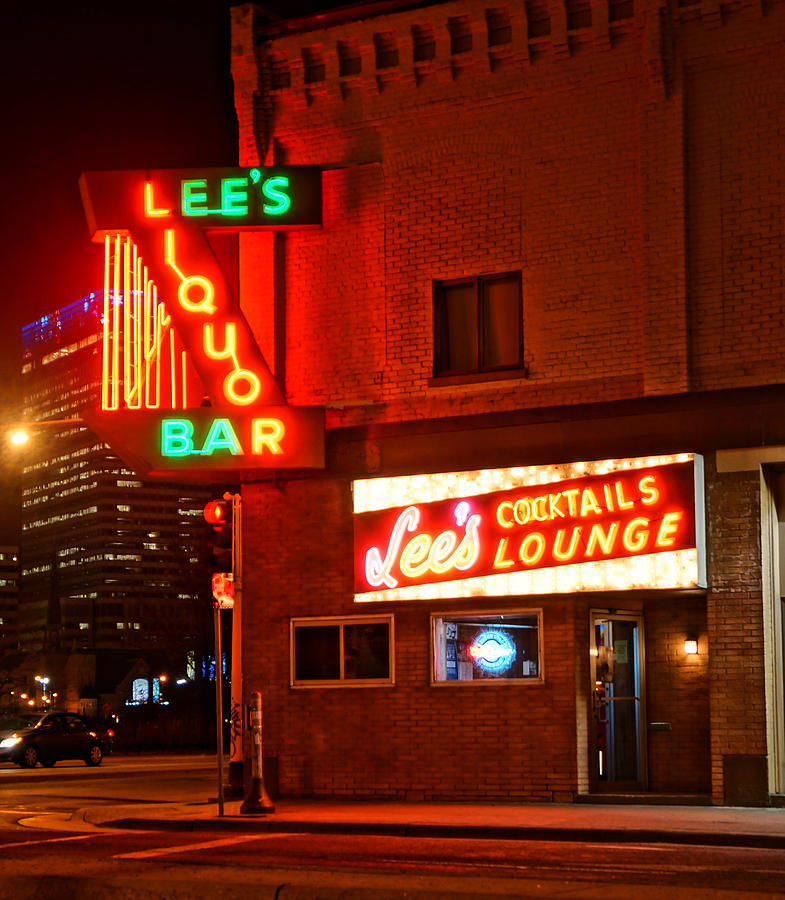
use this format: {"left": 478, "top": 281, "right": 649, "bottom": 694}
{"left": 18, "top": 291, "right": 214, "bottom": 665}
{"left": 0, "top": 545, "right": 19, "bottom": 655}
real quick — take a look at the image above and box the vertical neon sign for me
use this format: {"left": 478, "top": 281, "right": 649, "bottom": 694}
{"left": 78, "top": 166, "right": 325, "bottom": 477}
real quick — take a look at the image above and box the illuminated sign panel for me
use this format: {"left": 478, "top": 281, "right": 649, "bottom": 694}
{"left": 81, "top": 406, "right": 324, "bottom": 477}
{"left": 353, "top": 454, "right": 706, "bottom": 602}
{"left": 80, "top": 167, "right": 322, "bottom": 233}
{"left": 78, "top": 166, "right": 325, "bottom": 477}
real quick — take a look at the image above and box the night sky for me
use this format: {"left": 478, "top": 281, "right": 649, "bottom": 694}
{"left": 0, "top": 0, "right": 245, "bottom": 379}
{"left": 0, "top": 0, "right": 346, "bottom": 539}
{"left": 0, "top": 0, "right": 344, "bottom": 380}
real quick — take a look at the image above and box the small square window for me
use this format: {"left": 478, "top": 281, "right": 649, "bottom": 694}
{"left": 432, "top": 611, "right": 542, "bottom": 683}
{"left": 433, "top": 272, "right": 523, "bottom": 377}
{"left": 291, "top": 616, "right": 394, "bottom": 686}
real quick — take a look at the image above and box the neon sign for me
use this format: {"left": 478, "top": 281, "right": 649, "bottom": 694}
{"left": 469, "top": 631, "right": 516, "bottom": 673}
{"left": 78, "top": 167, "right": 324, "bottom": 477}
{"left": 353, "top": 455, "right": 706, "bottom": 601}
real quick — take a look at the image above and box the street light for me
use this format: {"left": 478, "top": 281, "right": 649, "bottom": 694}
{"left": 35, "top": 675, "right": 51, "bottom": 708}
{"left": 5, "top": 418, "right": 84, "bottom": 448}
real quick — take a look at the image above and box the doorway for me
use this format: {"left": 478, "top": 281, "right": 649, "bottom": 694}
{"left": 589, "top": 611, "right": 647, "bottom": 792}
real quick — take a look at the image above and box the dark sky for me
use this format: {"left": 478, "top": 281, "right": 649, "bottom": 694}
{"left": 0, "top": 0, "right": 242, "bottom": 378}
{"left": 0, "top": 0, "right": 347, "bottom": 539}
{"left": 0, "top": 0, "right": 367, "bottom": 378}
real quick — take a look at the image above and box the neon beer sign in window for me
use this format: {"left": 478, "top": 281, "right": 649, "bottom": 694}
{"left": 353, "top": 455, "right": 706, "bottom": 601}
{"left": 78, "top": 167, "right": 324, "bottom": 477}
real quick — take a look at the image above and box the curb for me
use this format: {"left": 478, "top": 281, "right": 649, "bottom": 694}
{"left": 89, "top": 812, "right": 785, "bottom": 849}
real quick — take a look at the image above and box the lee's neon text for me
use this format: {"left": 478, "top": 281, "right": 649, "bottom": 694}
{"left": 147, "top": 173, "right": 291, "bottom": 220}
{"left": 354, "top": 462, "right": 697, "bottom": 593}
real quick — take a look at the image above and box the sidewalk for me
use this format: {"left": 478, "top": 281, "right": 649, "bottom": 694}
{"left": 81, "top": 796, "right": 785, "bottom": 848}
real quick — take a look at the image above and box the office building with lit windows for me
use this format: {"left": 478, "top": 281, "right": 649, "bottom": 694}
{"left": 0, "top": 545, "right": 19, "bottom": 655}
{"left": 18, "top": 293, "right": 214, "bottom": 677}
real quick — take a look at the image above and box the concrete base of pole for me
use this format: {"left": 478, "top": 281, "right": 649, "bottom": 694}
{"left": 226, "top": 760, "right": 245, "bottom": 798}
{"left": 240, "top": 778, "right": 275, "bottom": 814}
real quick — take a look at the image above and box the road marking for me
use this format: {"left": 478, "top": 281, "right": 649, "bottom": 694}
{"left": 114, "top": 832, "right": 298, "bottom": 860}
{"left": 0, "top": 833, "right": 100, "bottom": 849}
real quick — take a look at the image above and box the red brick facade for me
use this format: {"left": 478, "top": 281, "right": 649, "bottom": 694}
{"left": 230, "top": 0, "right": 785, "bottom": 803}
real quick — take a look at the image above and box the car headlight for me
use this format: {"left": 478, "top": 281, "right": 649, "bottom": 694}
{"left": 0, "top": 736, "right": 22, "bottom": 749}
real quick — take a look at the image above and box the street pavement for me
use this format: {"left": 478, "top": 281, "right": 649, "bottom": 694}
{"left": 6, "top": 754, "right": 785, "bottom": 848}
{"left": 78, "top": 794, "right": 785, "bottom": 848}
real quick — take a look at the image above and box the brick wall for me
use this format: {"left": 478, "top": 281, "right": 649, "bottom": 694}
{"left": 704, "top": 458, "right": 767, "bottom": 802}
{"left": 230, "top": 0, "right": 785, "bottom": 800}
{"left": 645, "top": 594, "right": 711, "bottom": 794}
{"left": 233, "top": 1, "right": 785, "bottom": 426}
{"left": 243, "top": 476, "right": 581, "bottom": 801}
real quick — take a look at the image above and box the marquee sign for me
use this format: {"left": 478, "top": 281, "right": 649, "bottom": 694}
{"left": 353, "top": 454, "right": 706, "bottom": 602}
{"left": 78, "top": 166, "right": 324, "bottom": 477}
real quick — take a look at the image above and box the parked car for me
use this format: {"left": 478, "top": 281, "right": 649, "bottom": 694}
{"left": 0, "top": 712, "right": 114, "bottom": 768}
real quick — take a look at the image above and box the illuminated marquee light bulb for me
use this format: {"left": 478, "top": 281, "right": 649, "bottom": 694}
{"left": 352, "top": 454, "right": 692, "bottom": 514}
{"left": 354, "top": 549, "right": 700, "bottom": 604}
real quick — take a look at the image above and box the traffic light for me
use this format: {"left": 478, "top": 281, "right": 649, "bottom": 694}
{"left": 203, "top": 499, "right": 233, "bottom": 573}
{"left": 204, "top": 499, "right": 231, "bottom": 531}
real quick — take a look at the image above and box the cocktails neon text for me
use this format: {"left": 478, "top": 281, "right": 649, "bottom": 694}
{"left": 496, "top": 475, "right": 658, "bottom": 526}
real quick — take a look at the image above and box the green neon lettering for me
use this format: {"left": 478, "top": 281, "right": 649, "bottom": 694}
{"left": 202, "top": 418, "right": 243, "bottom": 456}
{"left": 221, "top": 178, "right": 249, "bottom": 216}
{"left": 162, "top": 419, "right": 194, "bottom": 456}
{"left": 182, "top": 180, "right": 209, "bottom": 216}
{"left": 262, "top": 176, "right": 291, "bottom": 215}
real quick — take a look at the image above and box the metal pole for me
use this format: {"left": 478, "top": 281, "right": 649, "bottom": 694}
{"left": 214, "top": 604, "right": 224, "bottom": 817}
{"left": 226, "top": 491, "right": 244, "bottom": 796}
{"left": 240, "top": 691, "right": 275, "bottom": 814}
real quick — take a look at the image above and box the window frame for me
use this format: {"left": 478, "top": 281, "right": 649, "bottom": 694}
{"left": 290, "top": 614, "right": 395, "bottom": 688}
{"left": 432, "top": 270, "right": 524, "bottom": 380}
{"left": 430, "top": 608, "right": 544, "bottom": 686}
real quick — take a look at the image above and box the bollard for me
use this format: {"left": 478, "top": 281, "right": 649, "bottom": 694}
{"left": 240, "top": 690, "right": 275, "bottom": 814}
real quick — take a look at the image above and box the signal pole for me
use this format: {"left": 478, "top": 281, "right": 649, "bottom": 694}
{"left": 225, "top": 491, "right": 245, "bottom": 796}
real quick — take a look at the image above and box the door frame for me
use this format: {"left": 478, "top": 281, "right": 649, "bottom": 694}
{"left": 589, "top": 608, "right": 648, "bottom": 793}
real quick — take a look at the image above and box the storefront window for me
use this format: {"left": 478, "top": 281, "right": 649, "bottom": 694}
{"left": 432, "top": 610, "right": 542, "bottom": 683}
{"left": 291, "top": 616, "right": 394, "bottom": 686}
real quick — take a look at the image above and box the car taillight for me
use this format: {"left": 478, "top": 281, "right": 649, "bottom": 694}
{"left": 106, "top": 729, "right": 115, "bottom": 738}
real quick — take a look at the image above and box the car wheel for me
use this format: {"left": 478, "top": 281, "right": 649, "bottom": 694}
{"left": 85, "top": 743, "right": 103, "bottom": 766}
{"left": 19, "top": 744, "right": 39, "bottom": 768}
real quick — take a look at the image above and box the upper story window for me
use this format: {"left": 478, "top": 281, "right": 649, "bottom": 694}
{"left": 433, "top": 271, "right": 523, "bottom": 378}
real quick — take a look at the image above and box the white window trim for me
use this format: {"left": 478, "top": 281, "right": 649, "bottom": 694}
{"left": 430, "top": 607, "right": 544, "bottom": 686}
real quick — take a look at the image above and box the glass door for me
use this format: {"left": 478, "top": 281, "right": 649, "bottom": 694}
{"left": 590, "top": 611, "right": 647, "bottom": 791}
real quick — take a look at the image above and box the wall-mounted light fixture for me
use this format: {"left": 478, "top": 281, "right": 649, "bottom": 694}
{"left": 684, "top": 637, "right": 698, "bottom": 655}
